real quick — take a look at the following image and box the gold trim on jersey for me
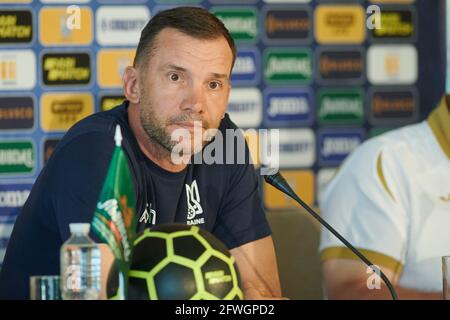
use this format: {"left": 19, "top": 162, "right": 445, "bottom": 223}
{"left": 320, "top": 246, "right": 404, "bottom": 276}
{"left": 427, "top": 96, "right": 450, "bottom": 159}
{"left": 376, "top": 152, "right": 396, "bottom": 202}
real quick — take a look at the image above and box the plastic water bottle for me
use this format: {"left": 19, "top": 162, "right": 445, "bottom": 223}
{"left": 60, "top": 223, "right": 101, "bottom": 300}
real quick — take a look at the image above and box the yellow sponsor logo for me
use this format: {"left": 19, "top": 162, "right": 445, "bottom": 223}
{"left": 40, "top": 93, "right": 93, "bottom": 132}
{"left": 264, "top": 170, "right": 314, "bottom": 209}
{"left": 374, "top": 11, "right": 414, "bottom": 38}
{"left": 97, "top": 49, "right": 135, "bottom": 88}
{"left": 42, "top": 53, "right": 91, "bottom": 85}
{"left": 0, "top": 11, "right": 32, "bottom": 43}
{"left": 39, "top": 7, "right": 92, "bottom": 46}
{"left": 315, "top": 5, "right": 365, "bottom": 44}
{"left": 100, "top": 96, "right": 124, "bottom": 112}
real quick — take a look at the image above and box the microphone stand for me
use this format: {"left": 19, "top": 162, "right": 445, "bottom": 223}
{"left": 264, "top": 172, "right": 398, "bottom": 300}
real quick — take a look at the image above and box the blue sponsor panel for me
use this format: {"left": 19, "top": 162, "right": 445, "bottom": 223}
{"left": 318, "top": 129, "right": 365, "bottom": 166}
{"left": 263, "top": 87, "right": 313, "bottom": 127}
{"left": 0, "top": 183, "right": 32, "bottom": 223}
{"left": 0, "top": 183, "right": 32, "bottom": 266}
{"left": 231, "top": 48, "right": 260, "bottom": 86}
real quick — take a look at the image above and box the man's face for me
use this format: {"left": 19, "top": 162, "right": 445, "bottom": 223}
{"left": 137, "top": 28, "right": 233, "bottom": 157}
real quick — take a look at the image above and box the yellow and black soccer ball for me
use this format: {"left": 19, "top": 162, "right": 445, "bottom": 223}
{"left": 107, "top": 224, "right": 243, "bottom": 300}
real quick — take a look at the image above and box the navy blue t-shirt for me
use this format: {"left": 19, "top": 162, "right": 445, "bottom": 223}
{"left": 0, "top": 101, "right": 271, "bottom": 299}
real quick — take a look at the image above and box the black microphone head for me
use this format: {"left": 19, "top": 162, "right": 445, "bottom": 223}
{"left": 263, "top": 171, "right": 296, "bottom": 199}
{"left": 263, "top": 170, "right": 284, "bottom": 185}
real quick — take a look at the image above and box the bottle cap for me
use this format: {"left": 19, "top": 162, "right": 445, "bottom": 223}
{"left": 69, "top": 223, "right": 90, "bottom": 234}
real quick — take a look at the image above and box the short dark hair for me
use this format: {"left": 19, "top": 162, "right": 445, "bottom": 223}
{"left": 133, "top": 7, "right": 236, "bottom": 72}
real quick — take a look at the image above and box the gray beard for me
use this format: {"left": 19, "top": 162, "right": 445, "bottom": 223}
{"left": 140, "top": 106, "right": 175, "bottom": 153}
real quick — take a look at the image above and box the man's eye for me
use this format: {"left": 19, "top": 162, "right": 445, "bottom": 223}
{"left": 169, "top": 73, "right": 180, "bottom": 82}
{"left": 209, "top": 81, "right": 221, "bottom": 90}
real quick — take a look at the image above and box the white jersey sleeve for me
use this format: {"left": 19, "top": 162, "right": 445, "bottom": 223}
{"left": 319, "top": 136, "right": 410, "bottom": 273}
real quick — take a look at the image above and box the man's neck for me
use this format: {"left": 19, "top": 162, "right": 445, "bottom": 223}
{"left": 128, "top": 103, "right": 188, "bottom": 173}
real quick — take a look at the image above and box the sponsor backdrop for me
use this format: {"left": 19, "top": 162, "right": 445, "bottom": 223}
{"left": 0, "top": 0, "right": 445, "bottom": 267}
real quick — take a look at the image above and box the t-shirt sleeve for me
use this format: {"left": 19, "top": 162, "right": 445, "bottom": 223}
{"left": 319, "top": 139, "right": 409, "bottom": 274}
{"left": 212, "top": 137, "right": 271, "bottom": 250}
{"left": 47, "top": 132, "right": 115, "bottom": 242}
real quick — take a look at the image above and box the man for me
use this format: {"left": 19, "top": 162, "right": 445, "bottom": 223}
{"left": 0, "top": 7, "right": 282, "bottom": 300}
{"left": 319, "top": 96, "right": 450, "bottom": 299}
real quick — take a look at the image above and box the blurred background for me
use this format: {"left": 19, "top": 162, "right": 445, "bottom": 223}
{"left": 0, "top": 0, "right": 446, "bottom": 299}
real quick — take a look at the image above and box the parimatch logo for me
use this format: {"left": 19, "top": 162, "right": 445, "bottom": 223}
{"left": 42, "top": 52, "right": 91, "bottom": 86}
{"left": 0, "top": 10, "right": 33, "bottom": 44}
{"left": 371, "top": 8, "right": 415, "bottom": 40}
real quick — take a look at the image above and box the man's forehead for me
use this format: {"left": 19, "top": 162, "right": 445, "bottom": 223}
{"left": 150, "top": 29, "right": 233, "bottom": 74}
{"left": 161, "top": 63, "right": 230, "bottom": 80}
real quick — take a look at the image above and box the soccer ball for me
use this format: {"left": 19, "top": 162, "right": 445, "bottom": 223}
{"left": 107, "top": 224, "right": 243, "bottom": 300}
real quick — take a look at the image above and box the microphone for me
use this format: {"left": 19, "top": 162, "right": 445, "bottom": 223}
{"left": 264, "top": 171, "right": 398, "bottom": 300}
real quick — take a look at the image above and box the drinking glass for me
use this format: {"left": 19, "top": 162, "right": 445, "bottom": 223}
{"left": 29, "top": 275, "right": 61, "bottom": 300}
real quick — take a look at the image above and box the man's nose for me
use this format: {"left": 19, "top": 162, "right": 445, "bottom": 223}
{"left": 181, "top": 83, "right": 205, "bottom": 114}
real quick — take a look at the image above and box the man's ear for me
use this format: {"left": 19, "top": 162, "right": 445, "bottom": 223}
{"left": 123, "top": 66, "right": 140, "bottom": 103}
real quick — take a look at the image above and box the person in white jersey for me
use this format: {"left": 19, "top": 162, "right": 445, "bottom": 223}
{"left": 319, "top": 96, "right": 450, "bottom": 299}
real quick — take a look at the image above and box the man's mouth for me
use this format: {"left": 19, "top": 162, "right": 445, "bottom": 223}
{"left": 174, "top": 121, "right": 206, "bottom": 131}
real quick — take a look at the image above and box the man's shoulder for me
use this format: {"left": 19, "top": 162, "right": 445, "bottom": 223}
{"left": 347, "top": 121, "right": 428, "bottom": 167}
{"left": 324, "top": 122, "right": 427, "bottom": 201}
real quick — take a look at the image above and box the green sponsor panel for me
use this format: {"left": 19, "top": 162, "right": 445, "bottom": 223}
{"left": 264, "top": 48, "right": 312, "bottom": 84}
{"left": 212, "top": 7, "right": 258, "bottom": 42}
{"left": 318, "top": 89, "right": 365, "bottom": 125}
{"left": 0, "top": 141, "right": 35, "bottom": 174}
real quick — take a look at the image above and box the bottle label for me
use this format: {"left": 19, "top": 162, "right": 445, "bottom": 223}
{"left": 65, "top": 264, "right": 82, "bottom": 291}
